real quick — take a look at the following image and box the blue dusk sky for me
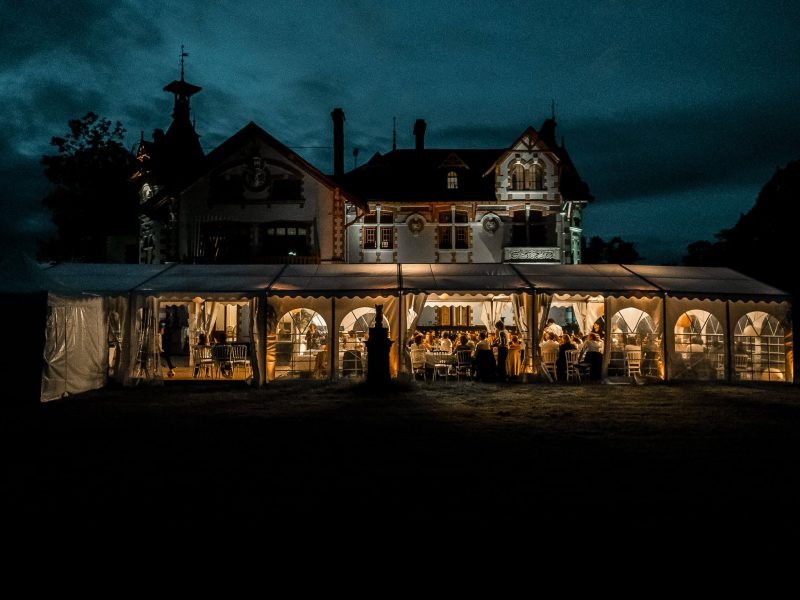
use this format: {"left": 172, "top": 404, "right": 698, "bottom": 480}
{"left": 1, "top": 0, "right": 798, "bottom": 263}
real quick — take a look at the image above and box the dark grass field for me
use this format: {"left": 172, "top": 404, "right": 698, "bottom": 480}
{"left": 5, "top": 379, "right": 800, "bottom": 552}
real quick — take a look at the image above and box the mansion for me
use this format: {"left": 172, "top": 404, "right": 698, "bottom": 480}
{"left": 136, "top": 72, "right": 593, "bottom": 266}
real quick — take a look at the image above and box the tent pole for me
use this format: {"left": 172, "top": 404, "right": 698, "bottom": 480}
{"left": 725, "top": 300, "right": 733, "bottom": 383}
{"left": 330, "top": 296, "right": 336, "bottom": 381}
{"left": 661, "top": 293, "right": 669, "bottom": 381}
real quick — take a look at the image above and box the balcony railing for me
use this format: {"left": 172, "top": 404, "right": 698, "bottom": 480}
{"left": 503, "top": 247, "right": 561, "bottom": 263}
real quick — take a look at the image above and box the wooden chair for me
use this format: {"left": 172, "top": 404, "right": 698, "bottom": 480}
{"left": 192, "top": 345, "right": 213, "bottom": 378}
{"left": 230, "top": 344, "right": 251, "bottom": 379}
{"left": 624, "top": 350, "right": 642, "bottom": 377}
{"left": 454, "top": 349, "right": 473, "bottom": 381}
{"left": 212, "top": 344, "right": 233, "bottom": 379}
{"left": 734, "top": 353, "right": 750, "bottom": 380}
{"left": 565, "top": 349, "right": 583, "bottom": 382}
{"left": 410, "top": 348, "right": 427, "bottom": 382}
{"left": 541, "top": 350, "right": 558, "bottom": 382}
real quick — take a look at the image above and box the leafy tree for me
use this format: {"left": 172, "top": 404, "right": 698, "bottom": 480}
{"left": 682, "top": 158, "right": 799, "bottom": 298}
{"left": 39, "top": 112, "right": 138, "bottom": 262}
{"left": 582, "top": 235, "right": 641, "bottom": 264}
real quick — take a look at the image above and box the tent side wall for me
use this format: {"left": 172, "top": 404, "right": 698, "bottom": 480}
{"left": 0, "top": 292, "right": 49, "bottom": 406}
{"left": 42, "top": 294, "right": 107, "bottom": 402}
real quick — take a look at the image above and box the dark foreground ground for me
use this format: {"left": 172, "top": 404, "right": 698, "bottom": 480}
{"left": 5, "top": 379, "right": 800, "bottom": 552}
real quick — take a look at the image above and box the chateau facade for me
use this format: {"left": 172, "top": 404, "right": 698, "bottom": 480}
{"left": 135, "top": 72, "right": 592, "bottom": 266}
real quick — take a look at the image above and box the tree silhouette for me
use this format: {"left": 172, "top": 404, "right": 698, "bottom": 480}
{"left": 582, "top": 235, "right": 641, "bottom": 264}
{"left": 683, "top": 158, "right": 798, "bottom": 298}
{"left": 39, "top": 112, "right": 138, "bottom": 262}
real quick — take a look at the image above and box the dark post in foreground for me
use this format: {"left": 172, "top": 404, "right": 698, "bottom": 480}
{"left": 365, "top": 304, "right": 394, "bottom": 385}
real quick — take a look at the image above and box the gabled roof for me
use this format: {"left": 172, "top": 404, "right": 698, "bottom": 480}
{"left": 342, "top": 119, "right": 593, "bottom": 204}
{"left": 190, "top": 122, "right": 367, "bottom": 210}
{"left": 342, "top": 148, "right": 503, "bottom": 203}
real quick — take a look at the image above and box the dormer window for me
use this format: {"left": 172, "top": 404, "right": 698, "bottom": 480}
{"left": 510, "top": 162, "right": 545, "bottom": 191}
{"left": 447, "top": 171, "right": 458, "bottom": 189}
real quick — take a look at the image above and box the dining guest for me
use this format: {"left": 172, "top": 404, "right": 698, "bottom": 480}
{"left": 555, "top": 334, "right": 576, "bottom": 382}
{"left": 474, "top": 331, "right": 496, "bottom": 382}
{"left": 540, "top": 331, "right": 560, "bottom": 353}
{"left": 439, "top": 333, "right": 453, "bottom": 353}
{"left": 581, "top": 332, "right": 604, "bottom": 381}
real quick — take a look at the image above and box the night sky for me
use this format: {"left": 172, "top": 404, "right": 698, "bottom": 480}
{"left": 2, "top": 0, "right": 798, "bottom": 263}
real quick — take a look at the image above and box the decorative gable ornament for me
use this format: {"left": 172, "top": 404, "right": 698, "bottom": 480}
{"left": 243, "top": 156, "right": 271, "bottom": 193}
{"left": 482, "top": 214, "right": 500, "bottom": 234}
{"left": 407, "top": 214, "right": 426, "bottom": 236}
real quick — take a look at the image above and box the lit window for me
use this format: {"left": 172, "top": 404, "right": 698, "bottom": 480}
{"left": 438, "top": 209, "right": 470, "bottom": 250}
{"left": 380, "top": 227, "right": 393, "bottom": 249}
{"left": 510, "top": 163, "right": 530, "bottom": 190}
{"left": 532, "top": 163, "right": 544, "bottom": 190}
{"left": 364, "top": 227, "right": 377, "bottom": 249}
{"left": 362, "top": 210, "right": 394, "bottom": 250}
{"left": 276, "top": 227, "right": 286, "bottom": 236}
{"left": 447, "top": 171, "right": 458, "bottom": 189}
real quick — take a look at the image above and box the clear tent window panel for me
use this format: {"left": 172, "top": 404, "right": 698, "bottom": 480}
{"left": 734, "top": 311, "right": 786, "bottom": 382}
{"left": 275, "top": 308, "right": 329, "bottom": 380}
{"left": 673, "top": 309, "right": 726, "bottom": 380}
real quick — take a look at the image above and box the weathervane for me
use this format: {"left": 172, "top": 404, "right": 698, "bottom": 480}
{"left": 180, "top": 44, "right": 189, "bottom": 80}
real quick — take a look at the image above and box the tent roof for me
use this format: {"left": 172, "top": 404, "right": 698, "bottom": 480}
{"left": 135, "top": 264, "right": 284, "bottom": 294}
{"left": 45, "top": 263, "right": 172, "bottom": 294}
{"left": 6, "top": 261, "right": 788, "bottom": 301}
{"left": 400, "top": 263, "right": 529, "bottom": 293}
{"left": 0, "top": 251, "right": 74, "bottom": 295}
{"left": 622, "top": 265, "right": 790, "bottom": 299}
{"left": 268, "top": 264, "right": 399, "bottom": 297}
{"left": 513, "top": 264, "right": 660, "bottom": 295}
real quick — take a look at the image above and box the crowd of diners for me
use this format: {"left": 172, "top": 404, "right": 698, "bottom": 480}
{"left": 405, "top": 317, "right": 608, "bottom": 383}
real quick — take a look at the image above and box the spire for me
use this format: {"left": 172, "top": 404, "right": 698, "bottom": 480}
{"left": 180, "top": 44, "right": 188, "bottom": 80}
{"left": 392, "top": 116, "right": 396, "bottom": 151}
{"left": 159, "top": 46, "right": 204, "bottom": 189}
{"left": 551, "top": 98, "right": 556, "bottom": 121}
{"left": 163, "top": 45, "right": 202, "bottom": 123}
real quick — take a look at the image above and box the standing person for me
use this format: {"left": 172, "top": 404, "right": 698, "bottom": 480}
{"left": 158, "top": 325, "right": 175, "bottom": 377}
{"left": 305, "top": 322, "right": 321, "bottom": 350}
{"left": 544, "top": 318, "right": 563, "bottom": 338}
{"left": 494, "top": 320, "right": 509, "bottom": 382}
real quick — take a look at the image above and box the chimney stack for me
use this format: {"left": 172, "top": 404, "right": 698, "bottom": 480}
{"left": 413, "top": 118, "right": 426, "bottom": 152}
{"left": 331, "top": 108, "right": 345, "bottom": 177}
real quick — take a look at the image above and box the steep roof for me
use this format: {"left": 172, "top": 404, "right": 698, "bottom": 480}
{"left": 195, "top": 122, "right": 367, "bottom": 210}
{"left": 341, "top": 119, "right": 593, "bottom": 204}
{"left": 342, "top": 148, "right": 503, "bottom": 203}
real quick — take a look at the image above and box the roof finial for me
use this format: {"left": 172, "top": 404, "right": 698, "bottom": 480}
{"left": 392, "top": 116, "right": 397, "bottom": 151}
{"left": 180, "top": 44, "right": 189, "bottom": 80}
{"left": 551, "top": 99, "right": 556, "bottom": 121}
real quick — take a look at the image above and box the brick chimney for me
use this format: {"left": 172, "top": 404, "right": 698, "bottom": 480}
{"left": 413, "top": 118, "right": 426, "bottom": 152}
{"left": 331, "top": 108, "right": 345, "bottom": 177}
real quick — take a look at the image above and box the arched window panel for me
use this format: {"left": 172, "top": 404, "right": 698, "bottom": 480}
{"left": 734, "top": 311, "right": 786, "bottom": 382}
{"left": 275, "top": 308, "right": 329, "bottom": 379}
{"left": 673, "top": 309, "right": 726, "bottom": 381}
{"left": 607, "top": 307, "right": 662, "bottom": 378}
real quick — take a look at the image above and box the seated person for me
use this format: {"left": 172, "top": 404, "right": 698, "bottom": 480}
{"left": 540, "top": 331, "right": 560, "bottom": 354}
{"left": 556, "top": 334, "right": 577, "bottom": 382}
{"left": 580, "top": 333, "right": 604, "bottom": 381}
{"left": 473, "top": 331, "right": 496, "bottom": 382}
{"left": 454, "top": 334, "right": 473, "bottom": 356}
{"left": 439, "top": 333, "right": 453, "bottom": 353}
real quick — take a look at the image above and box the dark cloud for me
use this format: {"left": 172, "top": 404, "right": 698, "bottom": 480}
{"left": 569, "top": 93, "right": 800, "bottom": 202}
{"left": 0, "top": 1, "right": 163, "bottom": 68}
